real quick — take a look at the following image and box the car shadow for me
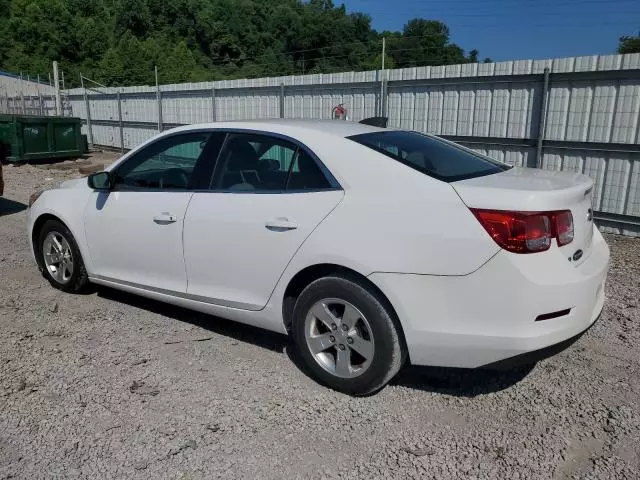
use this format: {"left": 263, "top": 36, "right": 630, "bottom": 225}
{"left": 95, "top": 286, "right": 287, "bottom": 354}
{"left": 284, "top": 344, "right": 534, "bottom": 397}
{"left": 0, "top": 197, "right": 27, "bottom": 217}
{"left": 390, "top": 363, "right": 534, "bottom": 397}
{"left": 94, "top": 285, "right": 534, "bottom": 396}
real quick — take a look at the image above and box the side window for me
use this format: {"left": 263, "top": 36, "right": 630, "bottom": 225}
{"left": 114, "top": 133, "right": 211, "bottom": 190}
{"left": 286, "top": 150, "right": 332, "bottom": 190}
{"left": 214, "top": 133, "right": 297, "bottom": 191}
{"left": 258, "top": 145, "right": 296, "bottom": 173}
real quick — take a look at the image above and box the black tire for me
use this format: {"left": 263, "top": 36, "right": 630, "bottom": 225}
{"left": 291, "top": 274, "right": 406, "bottom": 396}
{"left": 37, "top": 219, "right": 89, "bottom": 293}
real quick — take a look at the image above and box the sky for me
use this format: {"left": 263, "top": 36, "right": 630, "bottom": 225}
{"left": 341, "top": 0, "right": 640, "bottom": 61}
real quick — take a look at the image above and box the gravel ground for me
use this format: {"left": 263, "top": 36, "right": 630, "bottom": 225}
{"left": 1, "top": 159, "right": 639, "bottom": 480}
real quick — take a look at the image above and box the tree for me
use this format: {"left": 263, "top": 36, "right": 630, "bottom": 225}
{"left": 618, "top": 35, "right": 640, "bottom": 54}
{"left": 0, "top": 0, "right": 487, "bottom": 87}
{"left": 113, "top": 0, "right": 151, "bottom": 37}
{"left": 391, "top": 19, "right": 452, "bottom": 67}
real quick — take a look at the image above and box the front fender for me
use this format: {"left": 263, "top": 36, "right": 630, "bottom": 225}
{"left": 28, "top": 188, "right": 93, "bottom": 274}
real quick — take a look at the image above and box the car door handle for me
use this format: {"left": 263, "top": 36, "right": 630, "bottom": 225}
{"left": 153, "top": 213, "right": 177, "bottom": 224}
{"left": 265, "top": 218, "right": 298, "bottom": 231}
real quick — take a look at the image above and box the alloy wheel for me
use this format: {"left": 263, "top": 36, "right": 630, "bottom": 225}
{"left": 304, "top": 298, "right": 375, "bottom": 379}
{"left": 42, "top": 231, "right": 74, "bottom": 284}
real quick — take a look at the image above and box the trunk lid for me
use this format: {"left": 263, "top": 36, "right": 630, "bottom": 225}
{"left": 452, "top": 167, "right": 595, "bottom": 261}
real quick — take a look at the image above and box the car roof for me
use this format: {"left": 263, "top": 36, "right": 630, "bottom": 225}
{"left": 169, "top": 119, "right": 387, "bottom": 138}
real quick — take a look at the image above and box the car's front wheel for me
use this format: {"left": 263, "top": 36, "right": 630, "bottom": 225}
{"left": 292, "top": 274, "right": 406, "bottom": 396}
{"left": 37, "top": 219, "right": 89, "bottom": 293}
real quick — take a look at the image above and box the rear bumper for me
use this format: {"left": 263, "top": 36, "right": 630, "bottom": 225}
{"left": 481, "top": 309, "right": 602, "bottom": 370}
{"left": 369, "top": 227, "right": 609, "bottom": 368}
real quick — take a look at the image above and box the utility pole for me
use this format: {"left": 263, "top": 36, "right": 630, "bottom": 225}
{"left": 52, "top": 61, "right": 62, "bottom": 115}
{"left": 81, "top": 74, "right": 94, "bottom": 148}
{"left": 380, "top": 37, "right": 386, "bottom": 117}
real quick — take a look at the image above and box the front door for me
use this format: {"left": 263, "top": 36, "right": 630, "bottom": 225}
{"left": 84, "top": 131, "right": 215, "bottom": 292}
{"left": 183, "top": 132, "right": 343, "bottom": 310}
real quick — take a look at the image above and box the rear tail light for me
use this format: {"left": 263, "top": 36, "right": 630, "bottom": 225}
{"left": 551, "top": 210, "right": 574, "bottom": 246}
{"left": 471, "top": 209, "right": 573, "bottom": 254}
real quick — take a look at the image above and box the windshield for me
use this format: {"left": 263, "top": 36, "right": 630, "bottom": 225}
{"left": 348, "top": 131, "right": 511, "bottom": 182}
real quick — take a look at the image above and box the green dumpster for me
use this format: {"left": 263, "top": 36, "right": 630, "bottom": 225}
{"left": 0, "top": 115, "right": 86, "bottom": 163}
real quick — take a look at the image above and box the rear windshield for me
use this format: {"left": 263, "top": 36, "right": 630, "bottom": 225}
{"left": 348, "top": 131, "right": 511, "bottom": 182}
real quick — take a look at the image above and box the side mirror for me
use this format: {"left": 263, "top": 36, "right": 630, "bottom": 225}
{"left": 88, "top": 171, "right": 112, "bottom": 190}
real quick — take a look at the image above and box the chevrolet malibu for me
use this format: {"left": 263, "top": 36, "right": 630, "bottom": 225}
{"left": 27, "top": 120, "right": 609, "bottom": 395}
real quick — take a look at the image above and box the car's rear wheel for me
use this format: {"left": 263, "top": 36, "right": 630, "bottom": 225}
{"left": 292, "top": 274, "right": 406, "bottom": 396}
{"left": 37, "top": 219, "right": 88, "bottom": 293}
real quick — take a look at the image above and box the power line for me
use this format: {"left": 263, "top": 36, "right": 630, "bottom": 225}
{"left": 209, "top": 15, "right": 639, "bottom": 65}
{"left": 360, "top": 0, "right": 638, "bottom": 4}
{"left": 360, "top": 10, "right": 639, "bottom": 19}
{"left": 357, "top": 0, "right": 640, "bottom": 11}
{"left": 444, "top": 20, "right": 640, "bottom": 28}
{"left": 209, "top": 39, "right": 380, "bottom": 63}
{"left": 203, "top": 50, "right": 476, "bottom": 78}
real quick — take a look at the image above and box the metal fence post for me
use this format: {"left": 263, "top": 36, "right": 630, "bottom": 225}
{"left": 81, "top": 75, "right": 94, "bottom": 148}
{"left": 379, "top": 37, "right": 386, "bottom": 117}
{"left": 26, "top": 74, "right": 32, "bottom": 115}
{"left": 211, "top": 86, "right": 217, "bottom": 122}
{"left": 280, "top": 83, "right": 285, "bottom": 118}
{"left": 19, "top": 72, "right": 26, "bottom": 115}
{"left": 155, "top": 66, "right": 163, "bottom": 132}
{"left": 535, "top": 67, "right": 551, "bottom": 169}
{"left": 117, "top": 91, "right": 124, "bottom": 154}
{"left": 382, "top": 78, "right": 388, "bottom": 118}
{"left": 37, "top": 75, "right": 44, "bottom": 116}
{"left": 157, "top": 90, "right": 163, "bottom": 132}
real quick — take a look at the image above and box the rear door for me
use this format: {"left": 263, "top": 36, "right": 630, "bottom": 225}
{"left": 183, "top": 131, "right": 343, "bottom": 310}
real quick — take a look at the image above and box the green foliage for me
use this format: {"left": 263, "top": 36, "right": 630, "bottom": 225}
{"left": 617, "top": 35, "right": 640, "bottom": 54}
{"left": 0, "top": 0, "right": 486, "bottom": 87}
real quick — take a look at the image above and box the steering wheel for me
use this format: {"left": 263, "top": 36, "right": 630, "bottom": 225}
{"left": 159, "top": 168, "right": 190, "bottom": 189}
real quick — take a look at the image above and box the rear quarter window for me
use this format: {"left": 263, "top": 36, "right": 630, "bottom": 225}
{"left": 348, "top": 131, "right": 511, "bottom": 182}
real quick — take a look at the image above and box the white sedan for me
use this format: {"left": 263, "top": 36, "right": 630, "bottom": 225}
{"left": 27, "top": 120, "right": 609, "bottom": 395}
